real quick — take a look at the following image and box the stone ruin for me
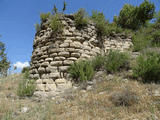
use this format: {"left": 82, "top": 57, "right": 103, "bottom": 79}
{"left": 29, "top": 14, "right": 133, "bottom": 97}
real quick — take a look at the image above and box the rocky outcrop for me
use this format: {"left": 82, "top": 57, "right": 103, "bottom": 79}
{"left": 30, "top": 14, "right": 132, "bottom": 97}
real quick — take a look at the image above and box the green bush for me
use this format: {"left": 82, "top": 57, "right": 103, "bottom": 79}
{"left": 35, "top": 23, "right": 41, "bottom": 33}
{"left": 91, "top": 11, "right": 107, "bottom": 36}
{"left": 74, "top": 8, "right": 89, "bottom": 28}
{"left": 68, "top": 60, "right": 94, "bottom": 83}
{"left": 91, "top": 11, "right": 124, "bottom": 37}
{"left": 117, "top": 0, "right": 155, "bottom": 30}
{"left": 91, "top": 55, "right": 105, "bottom": 71}
{"left": 133, "top": 51, "right": 160, "bottom": 83}
{"left": 17, "top": 78, "right": 35, "bottom": 97}
{"left": 21, "top": 67, "right": 30, "bottom": 73}
{"left": 105, "top": 23, "right": 123, "bottom": 36}
{"left": 132, "top": 31, "right": 151, "bottom": 51}
{"left": 105, "top": 50, "right": 130, "bottom": 73}
{"left": 49, "top": 14, "right": 64, "bottom": 33}
{"left": 150, "top": 30, "right": 160, "bottom": 47}
{"left": 132, "top": 24, "right": 160, "bottom": 52}
{"left": 40, "top": 12, "right": 51, "bottom": 22}
{"left": 21, "top": 67, "right": 30, "bottom": 79}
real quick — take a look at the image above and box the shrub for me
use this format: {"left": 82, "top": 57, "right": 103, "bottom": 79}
{"left": 68, "top": 60, "right": 94, "bottom": 83}
{"left": 133, "top": 51, "right": 160, "bottom": 83}
{"left": 49, "top": 14, "right": 64, "bottom": 33}
{"left": 133, "top": 24, "right": 160, "bottom": 51}
{"left": 91, "top": 11, "right": 107, "bottom": 36}
{"left": 117, "top": 4, "right": 138, "bottom": 30}
{"left": 105, "top": 23, "right": 123, "bottom": 36}
{"left": 0, "top": 41, "right": 10, "bottom": 77}
{"left": 91, "top": 55, "right": 105, "bottom": 71}
{"left": 21, "top": 67, "right": 30, "bottom": 79}
{"left": 110, "top": 88, "right": 139, "bottom": 107}
{"left": 150, "top": 30, "right": 160, "bottom": 47}
{"left": 74, "top": 8, "right": 89, "bottom": 28}
{"left": 21, "top": 67, "right": 30, "bottom": 73}
{"left": 154, "top": 11, "right": 160, "bottom": 23}
{"left": 132, "top": 31, "right": 151, "bottom": 51}
{"left": 40, "top": 12, "right": 51, "bottom": 22}
{"left": 91, "top": 11, "right": 124, "bottom": 37}
{"left": 105, "top": 50, "right": 130, "bottom": 73}
{"left": 17, "top": 78, "right": 35, "bottom": 97}
{"left": 117, "top": 0, "right": 155, "bottom": 30}
{"left": 35, "top": 23, "right": 41, "bottom": 33}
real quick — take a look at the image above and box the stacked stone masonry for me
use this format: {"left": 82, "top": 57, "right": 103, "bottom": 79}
{"left": 30, "top": 14, "right": 132, "bottom": 97}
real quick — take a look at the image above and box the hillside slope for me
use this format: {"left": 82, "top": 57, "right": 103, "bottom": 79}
{"left": 0, "top": 72, "right": 160, "bottom": 120}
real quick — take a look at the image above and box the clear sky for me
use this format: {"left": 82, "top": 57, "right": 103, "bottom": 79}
{"left": 0, "top": 0, "right": 160, "bottom": 73}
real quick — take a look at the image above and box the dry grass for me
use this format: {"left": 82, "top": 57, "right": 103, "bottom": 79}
{"left": 0, "top": 73, "right": 160, "bottom": 120}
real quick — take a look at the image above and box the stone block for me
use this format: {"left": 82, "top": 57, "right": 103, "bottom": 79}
{"left": 58, "top": 52, "right": 70, "bottom": 57}
{"left": 45, "top": 84, "right": 57, "bottom": 91}
{"left": 49, "top": 72, "right": 60, "bottom": 79}
{"left": 59, "top": 66, "right": 69, "bottom": 72}
{"left": 63, "top": 29, "right": 72, "bottom": 36}
{"left": 50, "top": 61, "right": 63, "bottom": 66}
{"left": 33, "top": 74, "right": 40, "bottom": 79}
{"left": 54, "top": 57, "right": 66, "bottom": 61}
{"left": 38, "top": 67, "right": 45, "bottom": 73}
{"left": 83, "top": 45, "right": 91, "bottom": 51}
{"left": 81, "top": 54, "right": 91, "bottom": 59}
{"left": 65, "top": 48, "right": 75, "bottom": 52}
{"left": 40, "top": 55, "right": 48, "bottom": 59}
{"left": 55, "top": 78, "right": 67, "bottom": 84}
{"left": 41, "top": 62, "right": 49, "bottom": 67}
{"left": 36, "top": 84, "right": 45, "bottom": 91}
{"left": 60, "top": 43, "right": 69, "bottom": 48}
{"left": 45, "top": 58, "right": 53, "bottom": 62}
{"left": 42, "top": 79, "right": 54, "bottom": 84}
{"left": 41, "top": 74, "right": 49, "bottom": 79}
{"left": 64, "top": 40, "right": 73, "bottom": 43}
{"left": 70, "top": 41, "right": 82, "bottom": 48}
{"left": 67, "top": 57, "right": 78, "bottom": 61}
{"left": 46, "top": 66, "right": 57, "bottom": 73}
{"left": 30, "top": 69, "right": 37, "bottom": 74}
{"left": 71, "top": 53, "right": 80, "bottom": 58}
{"left": 49, "top": 48, "right": 64, "bottom": 53}
{"left": 63, "top": 60, "right": 74, "bottom": 65}
{"left": 35, "top": 79, "right": 43, "bottom": 84}
{"left": 50, "top": 53, "right": 57, "bottom": 57}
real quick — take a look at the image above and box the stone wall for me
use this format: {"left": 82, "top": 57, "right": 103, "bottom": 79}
{"left": 30, "top": 14, "right": 132, "bottom": 97}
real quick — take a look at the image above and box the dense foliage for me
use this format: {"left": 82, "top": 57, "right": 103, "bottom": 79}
{"left": 105, "top": 51, "right": 130, "bottom": 73}
{"left": 133, "top": 50, "right": 160, "bottom": 83}
{"left": 91, "top": 11, "right": 107, "bottom": 36}
{"left": 68, "top": 60, "right": 94, "bottom": 83}
{"left": 40, "top": 12, "right": 51, "bottom": 22}
{"left": 74, "top": 8, "right": 89, "bottom": 28}
{"left": 116, "top": 0, "right": 155, "bottom": 30}
{"left": 49, "top": 14, "right": 64, "bottom": 33}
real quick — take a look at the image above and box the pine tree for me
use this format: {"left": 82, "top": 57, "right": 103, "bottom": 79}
{"left": 0, "top": 40, "right": 10, "bottom": 77}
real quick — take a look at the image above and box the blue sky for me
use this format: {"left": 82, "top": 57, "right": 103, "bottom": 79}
{"left": 0, "top": 0, "right": 160, "bottom": 73}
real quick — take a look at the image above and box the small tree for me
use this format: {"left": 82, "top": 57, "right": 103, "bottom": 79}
{"left": 117, "top": 0, "right": 155, "bottom": 30}
{"left": 0, "top": 41, "right": 10, "bottom": 77}
{"left": 52, "top": 4, "right": 58, "bottom": 15}
{"left": 62, "top": 1, "right": 66, "bottom": 12}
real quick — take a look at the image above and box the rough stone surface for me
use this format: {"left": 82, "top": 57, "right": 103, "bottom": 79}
{"left": 30, "top": 14, "right": 133, "bottom": 97}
